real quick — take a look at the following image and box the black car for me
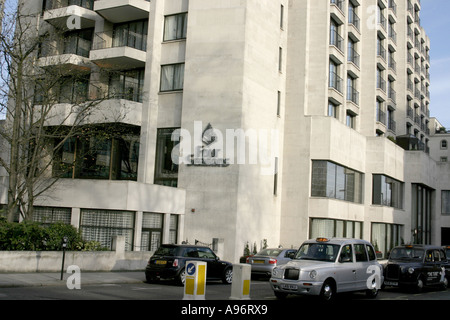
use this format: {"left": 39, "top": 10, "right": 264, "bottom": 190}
{"left": 383, "top": 245, "right": 449, "bottom": 292}
{"left": 145, "top": 244, "right": 233, "bottom": 285}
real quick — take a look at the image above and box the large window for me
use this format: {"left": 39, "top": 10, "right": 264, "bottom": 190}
{"left": 163, "top": 13, "right": 187, "bottom": 41}
{"left": 32, "top": 206, "right": 72, "bottom": 225}
{"left": 311, "top": 160, "right": 363, "bottom": 203}
{"left": 53, "top": 124, "right": 140, "bottom": 181}
{"left": 443, "top": 191, "right": 450, "bottom": 215}
{"left": 310, "top": 218, "right": 362, "bottom": 239}
{"left": 411, "top": 184, "right": 432, "bottom": 244}
{"left": 160, "top": 63, "right": 185, "bottom": 92}
{"left": 154, "top": 128, "right": 179, "bottom": 187}
{"left": 371, "top": 223, "right": 403, "bottom": 259}
{"left": 112, "top": 19, "right": 148, "bottom": 51}
{"left": 372, "top": 174, "right": 403, "bottom": 209}
{"left": 80, "top": 209, "right": 135, "bottom": 251}
{"left": 141, "top": 213, "right": 163, "bottom": 252}
{"left": 109, "top": 69, "right": 145, "bottom": 102}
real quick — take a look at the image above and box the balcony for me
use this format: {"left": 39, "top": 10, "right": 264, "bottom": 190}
{"left": 43, "top": 0, "right": 98, "bottom": 30}
{"left": 94, "top": 0, "right": 150, "bottom": 23}
{"left": 90, "top": 28, "right": 147, "bottom": 69}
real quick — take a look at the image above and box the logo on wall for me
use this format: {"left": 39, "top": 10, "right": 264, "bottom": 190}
{"left": 188, "top": 123, "right": 230, "bottom": 167}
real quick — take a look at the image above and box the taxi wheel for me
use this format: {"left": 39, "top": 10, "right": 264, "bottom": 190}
{"left": 319, "top": 280, "right": 335, "bottom": 301}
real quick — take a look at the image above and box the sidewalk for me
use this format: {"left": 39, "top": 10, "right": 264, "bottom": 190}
{"left": 0, "top": 271, "right": 146, "bottom": 288}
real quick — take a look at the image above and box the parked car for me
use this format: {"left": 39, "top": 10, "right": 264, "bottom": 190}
{"left": 145, "top": 244, "right": 233, "bottom": 285}
{"left": 270, "top": 238, "right": 383, "bottom": 301}
{"left": 384, "top": 244, "right": 449, "bottom": 292}
{"left": 246, "top": 248, "right": 297, "bottom": 278}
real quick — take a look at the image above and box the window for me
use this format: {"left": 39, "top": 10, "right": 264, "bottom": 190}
{"left": 160, "top": 63, "right": 185, "bottom": 92}
{"left": 328, "top": 101, "right": 338, "bottom": 118}
{"left": 58, "top": 75, "right": 90, "bottom": 104}
{"left": 80, "top": 209, "right": 135, "bottom": 251}
{"left": 164, "top": 13, "right": 187, "bottom": 41}
{"left": 280, "top": 4, "right": 284, "bottom": 29}
{"left": 354, "top": 244, "right": 368, "bottom": 262}
{"left": 278, "top": 47, "right": 283, "bottom": 72}
{"left": 274, "top": 157, "right": 279, "bottom": 196}
{"left": 113, "top": 19, "right": 148, "bottom": 51}
{"left": 340, "top": 245, "right": 353, "bottom": 262}
{"left": 372, "top": 174, "right": 403, "bottom": 209}
{"left": 366, "top": 244, "right": 376, "bottom": 261}
{"left": 310, "top": 218, "right": 363, "bottom": 239}
{"left": 346, "top": 111, "right": 356, "bottom": 129}
{"left": 311, "top": 160, "right": 363, "bottom": 204}
{"left": 329, "top": 60, "right": 342, "bottom": 92}
{"left": 53, "top": 124, "right": 140, "bottom": 181}
{"left": 441, "top": 140, "right": 448, "bottom": 150}
{"left": 141, "top": 213, "right": 163, "bottom": 252}
{"left": 277, "top": 91, "right": 281, "bottom": 116}
{"left": 371, "top": 223, "right": 403, "bottom": 259}
{"left": 347, "top": 75, "right": 358, "bottom": 105}
{"left": 169, "top": 215, "right": 179, "bottom": 244}
{"left": 442, "top": 191, "right": 450, "bottom": 215}
{"left": 63, "top": 28, "right": 94, "bottom": 57}
{"left": 109, "top": 69, "right": 145, "bottom": 102}
{"left": 32, "top": 207, "right": 72, "bottom": 225}
{"left": 154, "top": 128, "right": 179, "bottom": 187}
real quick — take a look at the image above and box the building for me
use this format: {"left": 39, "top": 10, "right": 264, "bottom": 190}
{"left": 0, "top": 0, "right": 449, "bottom": 262}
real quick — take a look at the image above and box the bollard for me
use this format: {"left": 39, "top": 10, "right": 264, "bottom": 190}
{"left": 230, "top": 263, "right": 251, "bottom": 300}
{"left": 183, "top": 261, "right": 207, "bottom": 300}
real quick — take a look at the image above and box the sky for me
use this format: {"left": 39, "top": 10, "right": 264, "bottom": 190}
{"left": 420, "top": 0, "right": 450, "bottom": 129}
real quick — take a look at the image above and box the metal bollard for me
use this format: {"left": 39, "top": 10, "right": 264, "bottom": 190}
{"left": 230, "top": 263, "right": 251, "bottom": 300}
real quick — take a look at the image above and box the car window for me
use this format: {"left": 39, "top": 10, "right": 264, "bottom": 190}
{"left": 296, "top": 243, "right": 340, "bottom": 262}
{"left": 425, "top": 250, "right": 434, "bottom": 262}
{"left": 366, "top": 244, "right": 376, "bottom": 261}
{"left": 154, "top": 246, "right": 178, "bottom": 256}
{"left": 389, "top": 248, "right": 424, "bottom": 261}
{"left": 340, "top": 245, "right": 353, "bottom": 263}
{"left": 433, "top": 250, "right": 441, "bottom": 262}
{"left": 354, "top": 244, "right": 368, "bottom": 262}
{"left": 440, "top": 250, "right": 446, "bottom": 261}
{"left": 197, "top": 247, "right": 216, "bottom": 259}
{"left": 284, "top": 250, "right": 296, "bottom": 258}
{"left": 257, "top": 249, "right": 283, "bottom": 257}
{"left": 184, "top": 248, "right": 199, "bottom": 258}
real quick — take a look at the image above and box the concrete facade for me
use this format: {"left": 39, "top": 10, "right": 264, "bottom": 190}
{"left": 1, "top": 0, "right": 449, "bottom": 263}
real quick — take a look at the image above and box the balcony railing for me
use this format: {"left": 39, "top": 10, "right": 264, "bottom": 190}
{"left": 347, "top": 86, "right": 359, "bottom": 105}
{"left": 329, "top": 71, "right": 343, "bottom": 93}
{"left": 44, "top": 0, "right": 94, "bottom": 11}
{"left": 330, "top": 29, "right": 344, "bottom": 52}
{"left": 93, "top": 29, "right": 147, "bottom": 51}
{"left": 347, "top": 47, "right": 360, "bottom": 67}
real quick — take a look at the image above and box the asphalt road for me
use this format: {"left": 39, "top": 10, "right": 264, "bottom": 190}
{"left": 1, "top": 278, "right": 450, "bottom": 301}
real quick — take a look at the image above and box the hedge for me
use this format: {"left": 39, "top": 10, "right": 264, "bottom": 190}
{"left": 0, "top": 216, "right": 107, "bottom": 251}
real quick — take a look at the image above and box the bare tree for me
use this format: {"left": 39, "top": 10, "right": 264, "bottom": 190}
{"left": 0, "top": 1, "right": 115, "bottom": 222}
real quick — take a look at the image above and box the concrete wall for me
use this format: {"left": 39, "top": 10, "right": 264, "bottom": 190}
{"left": 0, "top": 236, "right": 151, "bottom": 273}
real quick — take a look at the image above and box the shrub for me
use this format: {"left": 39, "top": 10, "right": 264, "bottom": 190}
{"left": 0, "top": 219, "right": 107, "bottom": 251}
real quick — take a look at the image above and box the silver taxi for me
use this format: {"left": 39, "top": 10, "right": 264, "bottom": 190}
{"left": 270, "top": 238, "right": 384, "bottom": 300}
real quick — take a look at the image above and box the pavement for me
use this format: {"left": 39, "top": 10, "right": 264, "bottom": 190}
{"left": 0, "top": 271, "right": 146, "bottom": 288}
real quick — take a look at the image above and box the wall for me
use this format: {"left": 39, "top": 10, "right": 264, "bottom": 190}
{"left": 0, "top": 236, "right": 151, "bottom": 273}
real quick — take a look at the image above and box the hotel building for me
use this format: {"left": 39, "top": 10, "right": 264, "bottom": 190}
{"left": 0, "top": 0, "right": 449, "bottom": 262}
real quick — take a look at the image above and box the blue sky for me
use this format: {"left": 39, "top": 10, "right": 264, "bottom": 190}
{"left": 420, "top": 0, "right": 450, "bottom": 128}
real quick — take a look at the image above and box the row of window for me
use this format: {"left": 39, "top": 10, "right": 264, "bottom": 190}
{"left": 310, "top": 218, "right": 402, "bottom": 259}
{"left": 32, "top": 206, "right": 179, "bottom": 252}
{"left": 311, "top": 160, "right": 404, "bottom": 209}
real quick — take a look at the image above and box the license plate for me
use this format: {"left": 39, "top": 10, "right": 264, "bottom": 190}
{"left": 155, "top": 260, "right": 167, "bottom": 265}
{"left": 281, "top": 284, "right": 298, "bottom": 290}
{"left": 384, "top": 281, "right": 398, "bottom": 286}
{"left": 253, "top": 260, "right": 265, "bottom": 264}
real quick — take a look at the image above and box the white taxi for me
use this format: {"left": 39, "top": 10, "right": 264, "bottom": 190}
{"left": 270, "top": 238, "right": 383, "bottom": 301}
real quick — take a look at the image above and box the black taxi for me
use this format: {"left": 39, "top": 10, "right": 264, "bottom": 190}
{"left": 383, "top": 244, "right": 449, "bottom": 292}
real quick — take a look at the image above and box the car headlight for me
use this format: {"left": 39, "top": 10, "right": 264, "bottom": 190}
{"left": 309, "top": 270, "right": 317, "bottom": 279}
{"left": 408, "top": 267, "right": 415, "bottom": 274}
{"left": 272, "top": 267, "right": 282, "bottom": 279}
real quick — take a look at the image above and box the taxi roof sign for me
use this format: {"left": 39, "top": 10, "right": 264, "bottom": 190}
{"left": 316, "top": 237, "right": 330, "bottom": 242}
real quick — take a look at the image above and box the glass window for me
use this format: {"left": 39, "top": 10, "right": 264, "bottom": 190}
{"left": 164, "top": 13, "right": 187, "bottom": 41}
{"left": 109, "top": 69, "right": 145, "bottom": 102}
{"left": 160, "top": 63, "right": 185, "bottom": 92}
{"left": 443, "top": 191, "right": 450, "bottom": 215}
{"left": 154, "top": 128, "right": 179, "bottom": 187}
{"left": 112, "top": 20, "right": 148, "bottom": 51}
{"left": 366, "top": 244, "right": 376, "bottom": 261}
{"left": 32, "top": 206, "right": 72, "bottom": 225}
{"left": 310, "top": 218, "right": 363, "bottom": 239}
{"left": 371, "top": 222, "right": 403, "bottom": 259}
{"left": 354, "top": 244, "right": 368, "bottom": 262}
{"left": 311, "top": 160, "right": 363, "bottom": 204}
{"left": 80, "top": 209, "right": 135, "bottom": 251}
{"left": 340, "top": 245, "right": 353, "bottom": 262}
{"left": 141, "top": 213, "right": 163, "bottom": 252}
{"left": 372, "top": 174, "right": 403, "bottom": 209}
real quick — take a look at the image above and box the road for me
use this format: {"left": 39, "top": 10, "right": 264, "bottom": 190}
{"left": 1, "top": 279, "right": 450, "bottom": 300}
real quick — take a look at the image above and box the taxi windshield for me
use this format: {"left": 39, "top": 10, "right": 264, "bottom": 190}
{"left": 295, "top": 243, "right": 340, "bottom": 262}
{"left": 389, "top": 248, "right": 424, "bottom": 261}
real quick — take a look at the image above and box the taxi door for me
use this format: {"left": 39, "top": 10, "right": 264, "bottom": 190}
{"left": 335, "top": 244, "right": 357, "bottom": 292}
{"left": 423, "top": 249, "right": 441, "bottom": 285}
{"left": 353, "top": 244, "right": 372, "bottom": 290}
